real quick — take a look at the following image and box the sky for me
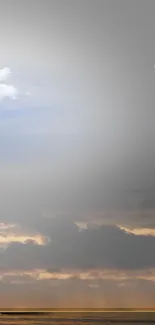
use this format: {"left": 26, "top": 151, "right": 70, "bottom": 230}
{"left": 0, "top": 0, "right": 155, "bottom": 308}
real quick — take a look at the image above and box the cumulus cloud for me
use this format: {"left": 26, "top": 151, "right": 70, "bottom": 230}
{"left": 0, "top": 67, "right": 18, "bottom": 101}
{"left": 0, "top": 67, "right": 12, "bottom": 82}
{"left": 0, "top": 67, "right": 31, "bottom": 103}
{"left": 0, "top": 84, "right": 18, "bottom": 101}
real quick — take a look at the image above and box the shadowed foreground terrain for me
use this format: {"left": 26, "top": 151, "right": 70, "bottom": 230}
{"left": 1, "top": 311, "right": 155, "bottom": 324}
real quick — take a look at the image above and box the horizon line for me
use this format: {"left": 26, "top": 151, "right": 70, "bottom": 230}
{"left": 0, "top": 308, "right": 155, "bottom": 312}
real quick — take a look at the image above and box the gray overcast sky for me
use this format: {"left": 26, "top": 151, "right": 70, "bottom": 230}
{"left": 0, "top": 0, "right": 154, "bottom": 307}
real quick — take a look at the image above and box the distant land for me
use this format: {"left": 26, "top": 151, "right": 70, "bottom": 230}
{"left": 1, "top": 309, "right": 155, "bottom": 323}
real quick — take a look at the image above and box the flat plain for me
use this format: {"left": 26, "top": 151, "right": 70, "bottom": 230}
{"left": 0, "top": 311, "right": 155, "bottom": 324}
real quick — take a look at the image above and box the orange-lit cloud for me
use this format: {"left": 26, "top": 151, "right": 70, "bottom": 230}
{"left": 1, "top": 268, "right": 155, "bottom": 284}
{"left": 0, "top": 223, "right": 49, "bottom": 247}
{"left": 118, "top": 225, "right": 155, "bottom": 236}
{"left": 76, "top": 209, "right": 155, "bottom": 230}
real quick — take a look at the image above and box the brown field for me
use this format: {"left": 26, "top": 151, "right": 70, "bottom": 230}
{"left": 1, "top": 310, "right": 155, "bottom": 324}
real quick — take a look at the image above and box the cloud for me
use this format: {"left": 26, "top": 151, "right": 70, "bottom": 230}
{"left": 118, "top": 226, "right": 155, "bottom": 237}
{"left": 0, "top": 67, "right": 18, "bottom": 101}
{"left": 0, "top": 84, "right": 18, "bottom": 101}
{"left": 0, "top": 67, "right": 11, "bottom": 82}
{"left": 1, "top": 219, "right": 155, "bottom": 272}
{"left": 0, "top": 67, "right": 31, "bottom": 103}
{"left": 0, "top": 268, "right": 155, "bottom": 308}
{"left": 0, "top": 222, "right": 49, "bottom": 248}
{"left": 0, "top": 232, "right": 47, "bottom": 247}
{"left": 2, "top": 267, "right": 155, "bottom": 284}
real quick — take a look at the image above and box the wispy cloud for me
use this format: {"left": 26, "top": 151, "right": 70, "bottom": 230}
{"left": 1, "top": 268, "right": 155, "bottom": 284}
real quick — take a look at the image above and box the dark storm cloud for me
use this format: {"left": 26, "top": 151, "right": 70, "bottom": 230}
{"left": 1, "top": 219, "right": 155, "bottom": 271}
